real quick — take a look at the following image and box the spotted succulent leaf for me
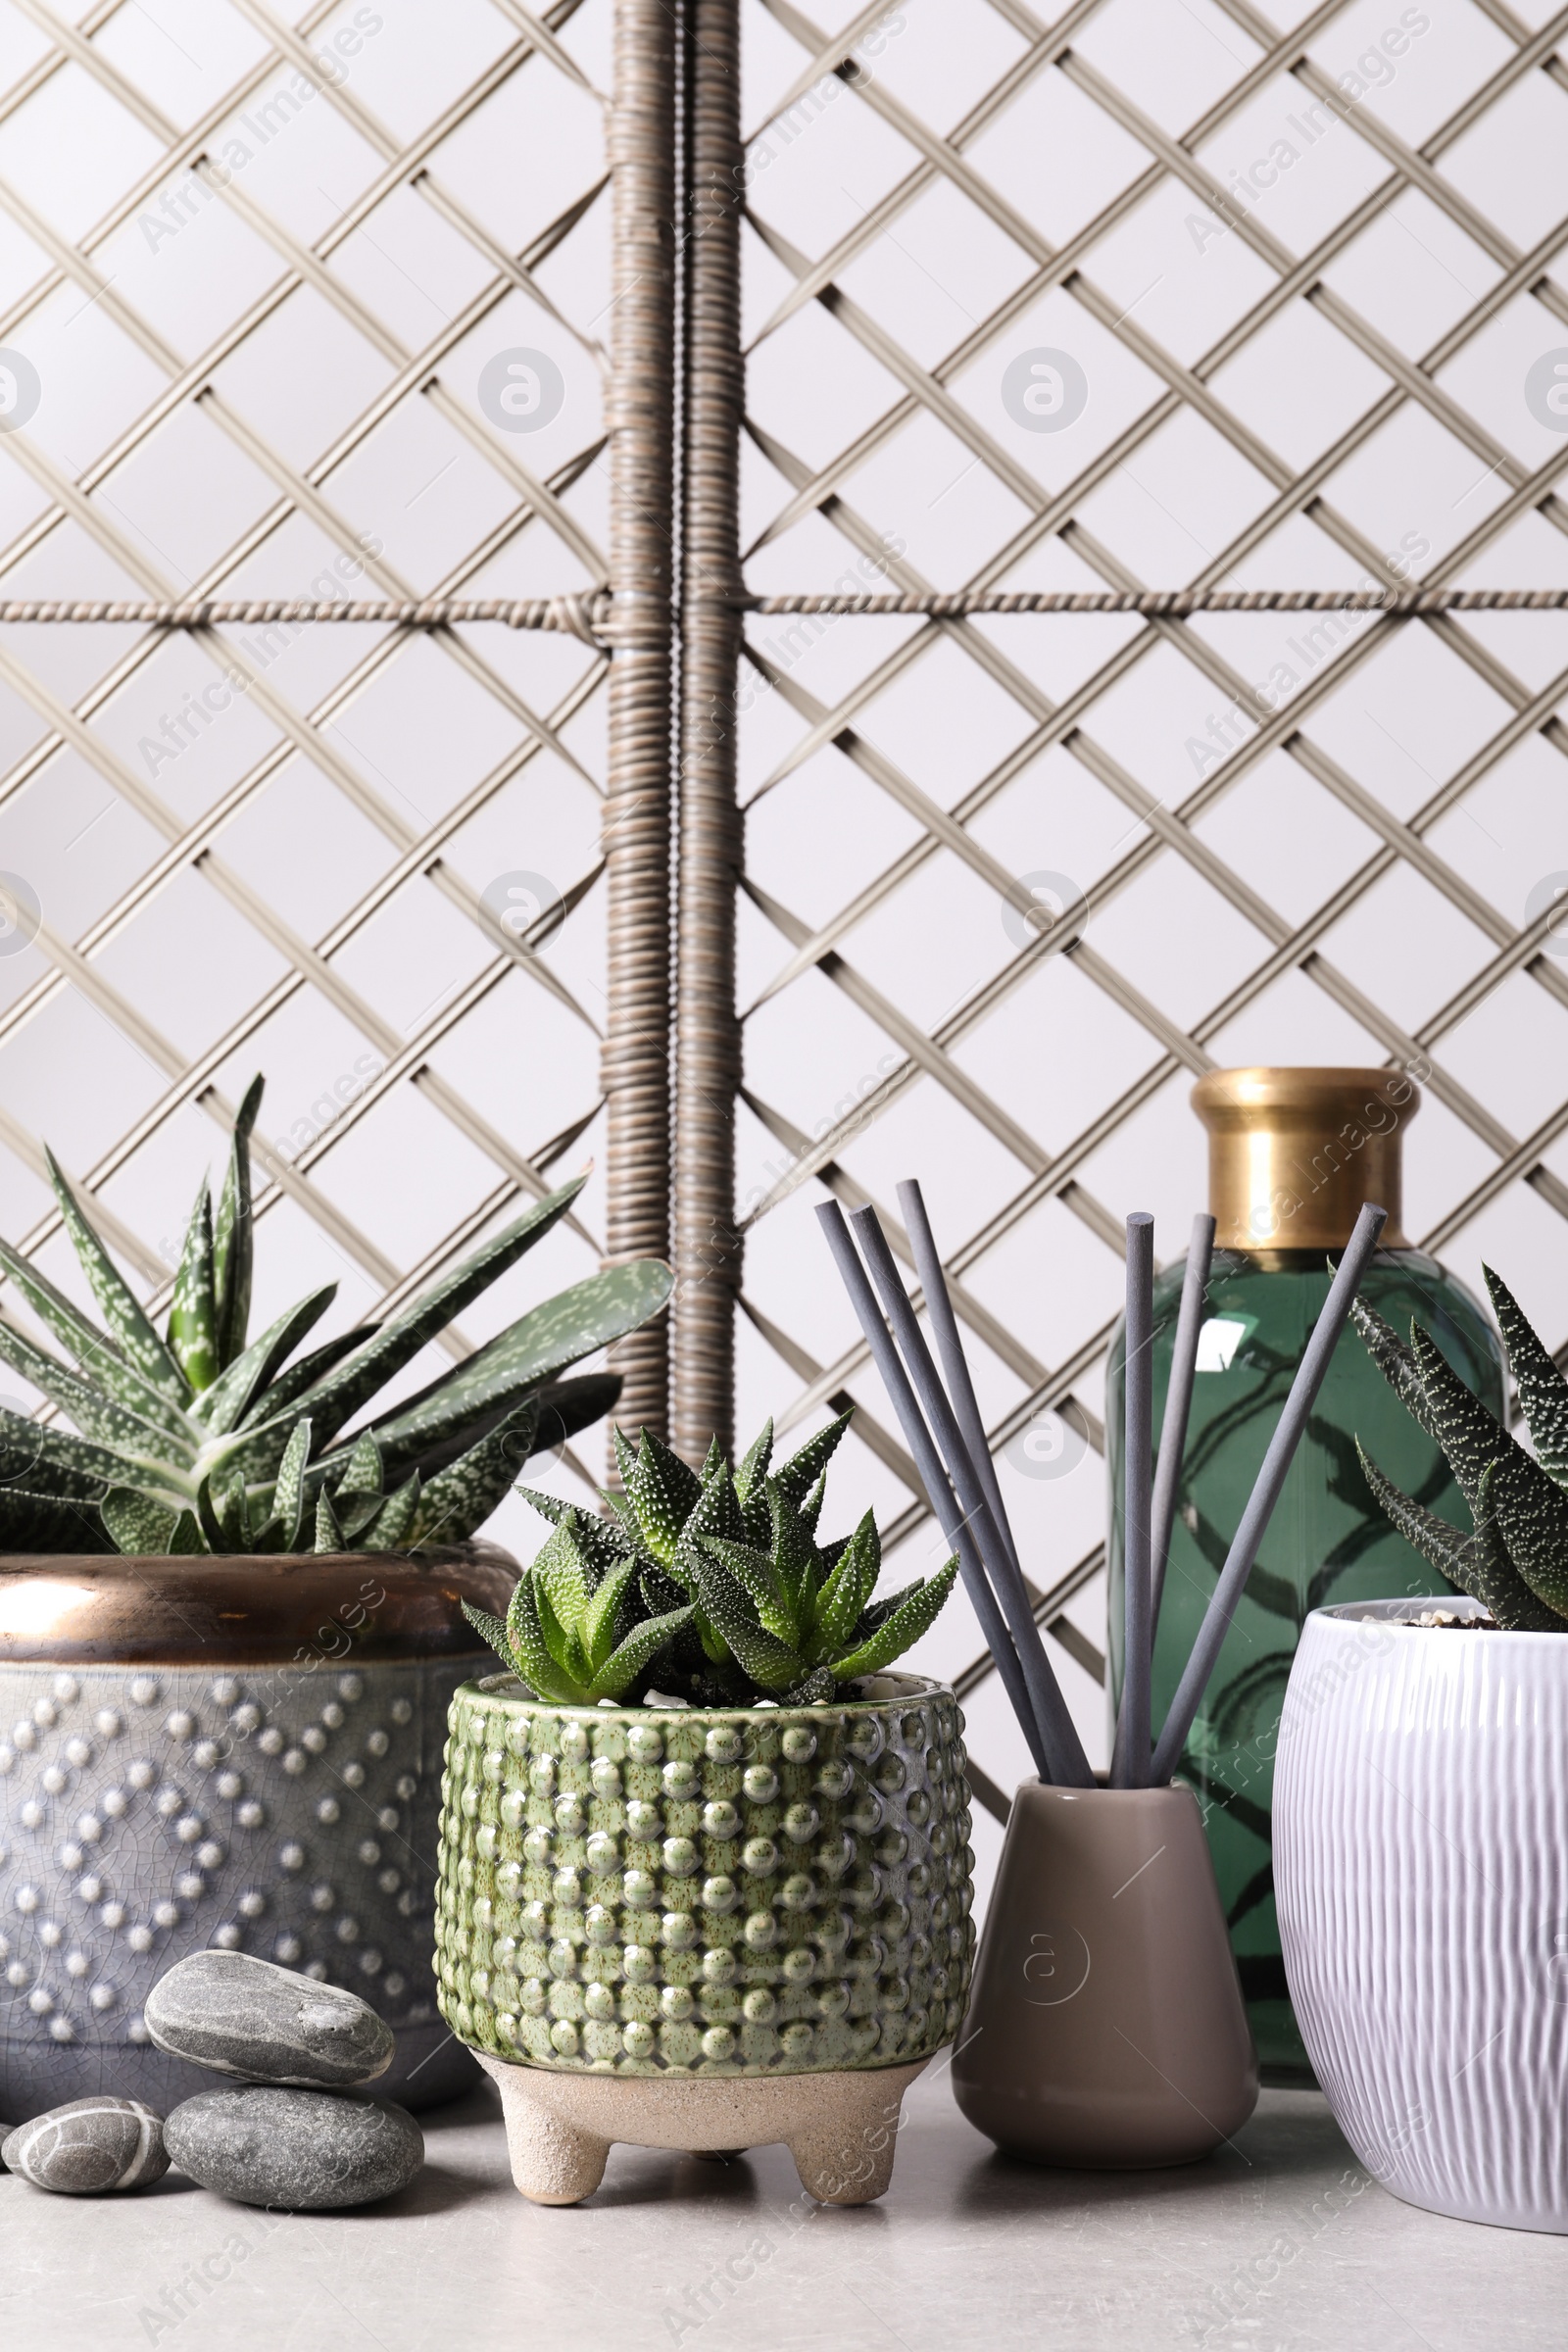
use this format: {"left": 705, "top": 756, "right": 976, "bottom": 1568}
{"left": 532, "top": 1511, "right": 594, "bottom": 1637}
{"left": 784, "top": 1666, "right": 836, "bottom": 1705}
{"left": 271, "top": 1419, "right": 312, "bottom": 1551}
{"left": 1356, "top": 1446, "right": 1562, "bottom": 1631}
{"left": 1350, "top": 1299, "right": 1435, "bottom": 1437}
{"left": 361, "top": 1469, "right": 421, "bottom": 1553}
{"left": 516, "top": 1484, "right": 571, "bottom": 1526}
{"left": 335, "top": 1489, "right": 385, "bottom": 1544}
{"left": 766, "top": 1476, "right": 818, "bottom": 1613}
{"left": 504, "top": 1573, "right": 581, "bottom": 1703}
{"left": 101, "top": 1488, "right": 204, "bottom": 1557}
{"left": 195, "top": 1469, "right": 245, "bottom": 1553}
{"left": 1485, "top": 1264, "right": 1568, "bottom": 1482}
{"left": 168, "top": 1179, "right": 220, "bottom": 1394}
{"left": 797, "top": 1468, "right": 828, "bottom": 1543}
{"left": 225, "top": 1179, "right": 592, "bottom": 1476}
{"left": 577, "top": 1408, "right": 957, "bottom": 1701}
{"left": 1482, "top": 1449, "right": 1568, "bottom": 1617}
{"left": 773, "top": 1408, "right": 853, "bottom": 1510}
{"left": 670, "top": 1465, "right": 745, "bottom": 1597}
{"left": 358, "top": 1271, "right": 662, "bottom": 1486}
{"left": 212, "top": 1074, "right": 263, "bottom": 1372}
{"left": 624, "top": 1429, "right": 704, "bottom": 1567}
{"left": 462, "top": 1600, "right": 514, "bottom": 1668}
{"left": 698, "top": 1536, "right": 795, "bottom": 1643}
{"left": 0, "top": 1237, "right": 191, "bottom": 1443}
{"left": 233, "top": 1325, "right": 375, "bottom": 1430}
{"left": 588, "top": 1604, "right": 697, "bottom": 1702}
{"left": 850, "top": 1573, "right": 929, "bottom": 1643}
{"left": 582, "top": 1554, "right": 640, "bottom": 1673}
{"left": 639, "top": 1558, "right": 687, "bottom": 1619}
{"left": 0, "top": 1318, "right": 195, "bottom": 1468}
{"left": 734, "top": 1418, "right": 773, "bottom": 1509}
{"left": 195, "top": 1287, "right": 338, "bottom": 1438}
{"left": 688, "top": 1548, "right": 803, "bottom": 1691}
{"left": 833, "top": 1557, "right": 957, "bottom": 1679}
{"left": 1358, "top": 1276, "right": 1568, "bottom": 1636}
{"left": 338, "top": 1431, "right": 384, "bottom": 1496}
{"left": 0, "top": 1410, "right": 152, "bottom": 1503}
{"left": 404, "top": 1400, "right": 541, "bottom": 1549}
{"left": 313, "top": 1488, "right": 344, "bottom": 1553}
{"left": 555, "top": 1503, "right": 641, "bottom": 1583}
{"left": 810, "top": 1510, "right": 880, "bottom": 1659}
{"left": 45, "top": 1147, "right": 188, "bottom": 1405}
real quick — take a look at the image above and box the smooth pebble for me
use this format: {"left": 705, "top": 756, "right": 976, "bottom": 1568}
{"left": 144, "top": 1950, "right": 393, "bottom": 2086}
{"left": 1, "top": 2096, "right": 169, "bottom": 2193}
{"left": 164, "top": 2085, "right": 423, "bottom": 2210}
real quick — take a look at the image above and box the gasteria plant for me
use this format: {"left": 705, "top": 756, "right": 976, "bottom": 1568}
{"left": 1354, "top": 1267, "right": 1568, "bottom": 1630}
{"left": 0, "top": 1077, "right": 671, "bottom": 1557}
{"left": 466, "top": 1410, "right": 958, "bottom": 1706}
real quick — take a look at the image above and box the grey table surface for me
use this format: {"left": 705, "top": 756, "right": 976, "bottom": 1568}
{"left": 4, "top": 2072, "right": 1565, "bottom": 2352}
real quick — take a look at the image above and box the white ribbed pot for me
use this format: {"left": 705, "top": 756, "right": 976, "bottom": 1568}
{"left": 1276, "top": 1598, "right": 1568, "bottom": 2233}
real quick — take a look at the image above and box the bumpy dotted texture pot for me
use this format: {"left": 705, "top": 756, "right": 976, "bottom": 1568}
{"left": 1276, "top": 1599, "right": 1568, "bottom": 2233}
{"left": 436, "top": 1671, "right": 974, "bottom": 2076}
{"left": 0, "top": 1551, "right": 514, "bottom": 2124}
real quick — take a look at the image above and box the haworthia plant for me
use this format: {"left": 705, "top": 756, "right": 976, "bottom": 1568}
{"left": 0, "top": 1076, "right": 672, "bottom": 1557}
{"left": 466, "top": 1409, "right": 958, "bottom": 1706}
{"left": 1355, "top": 1266, "right": 1568, "bottom": 1630}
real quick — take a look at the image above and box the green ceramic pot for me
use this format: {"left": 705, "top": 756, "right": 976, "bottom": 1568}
{"left": 435, "top": 1670, "right": 975, "bottom": 2077}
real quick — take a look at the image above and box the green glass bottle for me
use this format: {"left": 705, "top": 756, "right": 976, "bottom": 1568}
{"left": 1106, "top": 1068, "right": 1502, "bottom": 2085}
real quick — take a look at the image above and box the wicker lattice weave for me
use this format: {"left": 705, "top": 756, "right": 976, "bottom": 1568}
{"left": 0, "top": 0, "right": 1565, "bottom": 1807}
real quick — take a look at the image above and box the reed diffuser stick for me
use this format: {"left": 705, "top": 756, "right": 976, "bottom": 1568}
{"left": 897, "top": 1179, "right": 1022, "bottom": 1579}
{"left": 1115, "top": 1212, "right": 1154, "bottom": 1790}
{"left": 1150, "top": 1213, "right": 1216, "bottom": 1634}
{"left": 1150, "top": 1202, "right": 1387, "bottom": 1786}
{"left": 814, "top": 1202, "right": 1054, "bottom": 1781}
{"left": 849, "top": 1203, "right": 1095, "bottom": 1789}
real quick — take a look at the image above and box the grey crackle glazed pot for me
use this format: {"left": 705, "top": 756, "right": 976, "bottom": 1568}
{"left": 0, "top": 1546, "right": 514, "bottom": 2126}
{"left": 435, "top": 1670, "right": 975, "bottom": 2079}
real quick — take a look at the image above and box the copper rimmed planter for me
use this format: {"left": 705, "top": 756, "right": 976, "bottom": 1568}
{"left": 0, "top": 1547, "right": 514, "bottom": 2125}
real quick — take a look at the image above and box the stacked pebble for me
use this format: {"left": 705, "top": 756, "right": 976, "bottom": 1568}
{"left": 1, "top": 1953, "right": 422, "bottom": 2209}
{"left": 148, "top": 1952, "right": 424, "bottom": 2209}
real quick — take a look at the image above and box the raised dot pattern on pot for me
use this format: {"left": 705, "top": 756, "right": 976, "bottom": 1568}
{"left": 434, "top": 1689, "right": 976, "bottom": 2077}
{"left": 0, "top": 1663, "right": 440, "bottom": 2070}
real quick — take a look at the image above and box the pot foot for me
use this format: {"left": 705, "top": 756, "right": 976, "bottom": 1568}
{"left": 784, "top": 2067, "right": 911, "bottom": 2204}
{"left": 477, "top": 2058, "right": 609, "bottom": 2205}
{"left": 474, "top": 2052, "right": 930, "bottom": 2206}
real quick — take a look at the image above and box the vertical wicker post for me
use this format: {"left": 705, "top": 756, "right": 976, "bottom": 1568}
{"left": 673, "top": 0, "right": 745, "bottom": 1464}
{"left": 603, "top": 0, "right": 677, "bottom": 1448}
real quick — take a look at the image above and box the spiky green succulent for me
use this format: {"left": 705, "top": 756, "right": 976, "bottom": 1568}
{"left": 1355, "top": 1266, "right": 1568, "bottom": 1630}
{"left": 0, "top": 1076, "right": 672, "bottom": 1557}
{"left": 466, "top": 1410, "right": 957, "bottom": 1706}
{"left": 462, "top": 1509, "right": 696, "bottom": 1705}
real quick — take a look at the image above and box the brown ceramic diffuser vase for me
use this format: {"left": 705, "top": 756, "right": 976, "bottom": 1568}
{"left": 952, "top": 1782, "right": 1257, "bottom": 2167}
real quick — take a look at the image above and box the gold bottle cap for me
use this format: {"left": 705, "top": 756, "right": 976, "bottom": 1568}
{"left": 1191, "top": 1066, "right": 1415, "bottom": 1250}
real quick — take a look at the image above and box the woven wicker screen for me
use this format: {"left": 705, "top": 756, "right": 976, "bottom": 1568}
{"left": 0, "top": 0, "right": 1565, "bottom": 1838}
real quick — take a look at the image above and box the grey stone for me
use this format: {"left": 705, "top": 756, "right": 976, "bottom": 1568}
{"left": 164, "top": 2085, "right": 423, "bottom": 2210}
{"left": 144, "top": 1951, "right": 394, "bottom": 2086}
{"left": 1, "top": 2096, "right": 169, "bottom": 2193}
